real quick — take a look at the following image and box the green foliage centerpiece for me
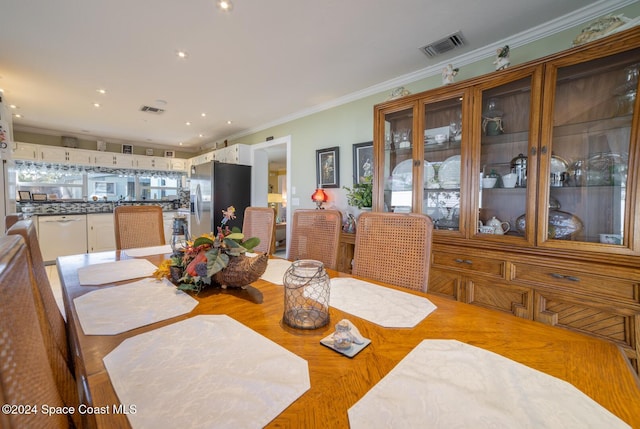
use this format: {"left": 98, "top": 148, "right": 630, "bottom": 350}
{"left": 154, "top": 206, "right": 268, "bottom": 292}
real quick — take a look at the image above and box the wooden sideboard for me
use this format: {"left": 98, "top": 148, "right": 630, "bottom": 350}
{"left": 338, "top": 232, "right": 355, "bottom": 274}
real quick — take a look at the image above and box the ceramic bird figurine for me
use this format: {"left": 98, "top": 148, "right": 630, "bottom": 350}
{"left": 493, "top": 45, "right": 510, "bottom": 70}
{"left": 442, "top": 64, "right": 459, "bottom": 85}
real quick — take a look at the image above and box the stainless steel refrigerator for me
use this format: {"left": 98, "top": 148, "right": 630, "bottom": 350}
{"left": 190, "top": 161, "right": 252, "bottom": 237}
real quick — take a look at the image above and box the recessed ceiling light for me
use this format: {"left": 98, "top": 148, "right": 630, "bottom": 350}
{"left": 217, "top": 0, "right": 233, "bottom": 12}
{"left": 9, "top": 104, "right": 17, "bottom": 109}
{"left": 179, "top": 142, "right": 183, "bottom": 146}
{"left": 201, "top": 113, "right": 206, "bottom": 117}
{"left": 226, "top": 120, "right": 232, "bottom": 125}
{"left": 199, "top": 133, "right": 204, "bottom": 138}
{"left": 13, "top": 113, "right": 22, "bottom": 119}
{"left": 93, "top": 103, "right": 101, "bottom": 108}
{"left": 96, "top": 88, "right": 106, "bottom": 95}
{"left": 176, "top": 50, "right": 189, "bottom": 59}
{"left": 185, "top": 121, "right": 191, "bottom": 126}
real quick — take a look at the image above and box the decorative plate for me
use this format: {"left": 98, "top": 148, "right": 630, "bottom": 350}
{"left": 438, "top": 155, "right": 461, "bottom": 189}
{"left": 391, "top": 159, "right": 435, "bottom": 190}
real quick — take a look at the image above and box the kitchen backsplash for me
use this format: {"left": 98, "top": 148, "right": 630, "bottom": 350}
{"left": 17, "top": 189, "right": 190, "bottom": 215}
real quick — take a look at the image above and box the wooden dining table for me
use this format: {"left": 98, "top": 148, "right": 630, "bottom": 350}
{"left": 57, "top": 250, "right": 640, "bottom": 429}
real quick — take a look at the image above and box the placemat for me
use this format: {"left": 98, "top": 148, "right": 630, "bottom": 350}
{"left": 348, "top": 340, "right": 630, "bottom": 428}
{"left": 77, "top": 258, "right": 158, "bottom": 286}
{"left": 74, "top": 278, "right": 198, "bottom": 335}
{"left": 122, "top": 244, "right": 173, "bottom": 258}
{"left": 260, "top": 258, "right": 292, "bottom": 285}
{"left": 330, "top": 277, "right": 436, "bottom": 327}
{"left": 104, "top": 315, "right": 310, "bottom": 428}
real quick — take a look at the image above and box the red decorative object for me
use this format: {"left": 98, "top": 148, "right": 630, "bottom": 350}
{"left": 311, "top": 188, "right": 328, "bottom": 209}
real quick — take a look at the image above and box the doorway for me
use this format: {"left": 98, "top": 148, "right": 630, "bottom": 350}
{"left": 251, "top": 135, "right": 291, "bottom": 256}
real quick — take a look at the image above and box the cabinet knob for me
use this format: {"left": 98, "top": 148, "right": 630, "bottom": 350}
{"left": 530, "top": 147, "right": 537, "bottom": 156}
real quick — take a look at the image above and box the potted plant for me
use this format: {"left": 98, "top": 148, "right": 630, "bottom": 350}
{"left": 343, "top": 175, "right": 372, "bottom": 209}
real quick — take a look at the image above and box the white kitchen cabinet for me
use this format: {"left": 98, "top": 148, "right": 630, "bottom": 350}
{"left": 133, "top": 155, "right": 156, "bottom": 170}
{"left": 213, "top": 144, "right": 251, "bottom": 165}
{"left": 170, "top": 158, "right": 188, "bottom": 171}
{"left": 87, "top": 213, "right": 116, "bottom": 252}
{"left": 13, "top": 142, "right": 38, "bottom": 160}
{"left": 40, "top": 146, "right": 92, "bottom": 164}
{"left": 113, "top": 153, "right": 134, "bottom": 168}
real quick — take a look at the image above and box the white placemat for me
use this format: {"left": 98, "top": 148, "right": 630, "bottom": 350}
{"left": 330, "top": 277, "right": 436, "bottom": 328}
{"left": 348, "top": 340, "right": 630, "bottom": 429}
{"left": 104, "top": 315, "right": 310, "bottom": 429}
{"left": 74, "top": 278, "right": 198, "bottom": 335}
{"left": 77, "top": 258, "right": 158, "bottom": 286}
{"left": 122, "top": 244, "right": 173, "bottom": 258}
{"left": 260, "top": 258, "right": 292, "bottom": 285}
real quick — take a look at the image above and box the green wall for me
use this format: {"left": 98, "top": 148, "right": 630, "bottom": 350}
{"left": 231, "top": 3, "right": 640, "bottom": 213}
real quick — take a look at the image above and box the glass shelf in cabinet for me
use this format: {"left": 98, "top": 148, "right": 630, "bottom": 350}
{"left": 481, "top": 130, "right": 529, "bottom": 145}
{"left": 424, "top": 141, "right": 461, "bottom": 153}
{"left": 552, "top": 115, "right": 632, "bottom": 138}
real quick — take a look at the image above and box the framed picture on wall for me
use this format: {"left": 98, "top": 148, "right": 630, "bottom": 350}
{"left": 164, "top": 150, "right": 175, "bottom": 158}
{"left": 32, "top": 193, "right": 47, "bottom": 201}
{"left": 352, "top": 141, "right": 373, "bottom": 184}
{"left": 316, "top": 146, "right": 340, "bottom": 188}
{"left": 122, "top": 144, "right": 133, "bottom": 154}
{"left": 18, "top": 190, "right": 31, "bottom": 201}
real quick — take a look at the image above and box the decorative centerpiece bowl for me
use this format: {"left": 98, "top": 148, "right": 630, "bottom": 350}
{"left": 154, "top": 206, "right": 266, "bottom": 292}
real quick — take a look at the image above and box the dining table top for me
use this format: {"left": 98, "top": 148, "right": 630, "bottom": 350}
{"left": 57, "top": 250, "right": 640, "bottom": 429}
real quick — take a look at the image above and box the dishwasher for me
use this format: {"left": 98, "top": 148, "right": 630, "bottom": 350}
{"left": 37, "top": 214, "right": 88, "bottom": 263}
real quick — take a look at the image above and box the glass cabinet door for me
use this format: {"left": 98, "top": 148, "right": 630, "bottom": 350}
{"left": 381, "top": 106, "right": 415, "bottom": 213}
{"left": 422, "top": 96, "right": 464, "bottom": 231}
{"left": 540, "top": 48, "right": 640, "bottom": 250}
{"left": 477, "top": 72, "right": 539, "bottom": 243}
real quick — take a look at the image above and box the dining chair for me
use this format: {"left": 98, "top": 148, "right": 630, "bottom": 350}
{"left": 0, "top": 235, "right": 71, "bottom": 428}
{"left": 288, "top": 209, "right": 342, "bottom": 270}
{"left": 353, "top": 212, "right": 433, "bottom": 292}
{"left": 5, "top": 220, "right": 81, "bottom": 428}
{"left": 242, "top": 206, "right": 276, "bottom": 254}
{"left": 114, "top": 205, "right": 166, "bottom": 250}
{"left": 4, "top": 213, "right": 20, "bottom": 232}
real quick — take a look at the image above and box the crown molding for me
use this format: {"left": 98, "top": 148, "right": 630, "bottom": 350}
{"left": 223, "top": 0, "right": 636, "bottom": 142}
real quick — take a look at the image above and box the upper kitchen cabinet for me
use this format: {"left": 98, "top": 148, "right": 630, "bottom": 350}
{"left": 537, "top": 45, "right": 640, "bottom": 255}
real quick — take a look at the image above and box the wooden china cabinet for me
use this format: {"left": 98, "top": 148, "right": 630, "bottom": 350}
{"left": 372, "top": 27, "right": 640, "bottom": 371}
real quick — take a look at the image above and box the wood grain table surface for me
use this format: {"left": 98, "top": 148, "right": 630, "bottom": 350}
{"left": 57, "top": 251, "right": 640, "bottom": 429}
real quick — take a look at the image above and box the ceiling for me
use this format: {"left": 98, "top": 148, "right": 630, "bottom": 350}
{"left": 0, "top": 0, "right": 622, "bottom": 153}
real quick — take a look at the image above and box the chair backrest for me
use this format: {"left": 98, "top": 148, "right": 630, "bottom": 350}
{"left": 6, "top": 220, "right": 69, "bottom": 362}
{"left": 5, "top": 220, "right": 80, "bottom": 428}
{"left": 242, "top": 207, "right": 276, "bottom": 254}
{"left": 288, "top": 209, "right": 342, "bottom": 270}
{"left": 0, "top": 235, "right": 70, "bottom": 429}
{"left": 353, "top": 212, "right": 433, "bottom": 292}
{"left": 114, "top": 205, "right": 166, "bottom": 250}
{"left": 4, "top": 213, "right": 21, "bottom": 232}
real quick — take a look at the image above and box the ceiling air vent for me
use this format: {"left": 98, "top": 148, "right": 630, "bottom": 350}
{"left": 420, "top": 31, "right": 466, "bottom": 58}
{"left": 140, "top": 105, "right": 165, "bottom": 114}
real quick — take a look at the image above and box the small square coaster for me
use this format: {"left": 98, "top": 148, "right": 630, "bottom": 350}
{"left": 320, "top": 334, "right": 371, "bottom": 358}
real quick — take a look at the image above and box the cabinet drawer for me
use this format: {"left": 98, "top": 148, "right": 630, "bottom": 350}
{"left": 432, "top": 252, "right": 505, "bottom": 278}
{"left": 512, "top": 262, "right": 639, "bottom": 304}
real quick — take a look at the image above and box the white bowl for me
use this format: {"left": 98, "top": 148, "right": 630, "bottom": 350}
{"left": 502, "top": 173, "right": 517, "bottom": 188}
{"left": 481, "top": 177, "right": 497, "bottom": 188}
